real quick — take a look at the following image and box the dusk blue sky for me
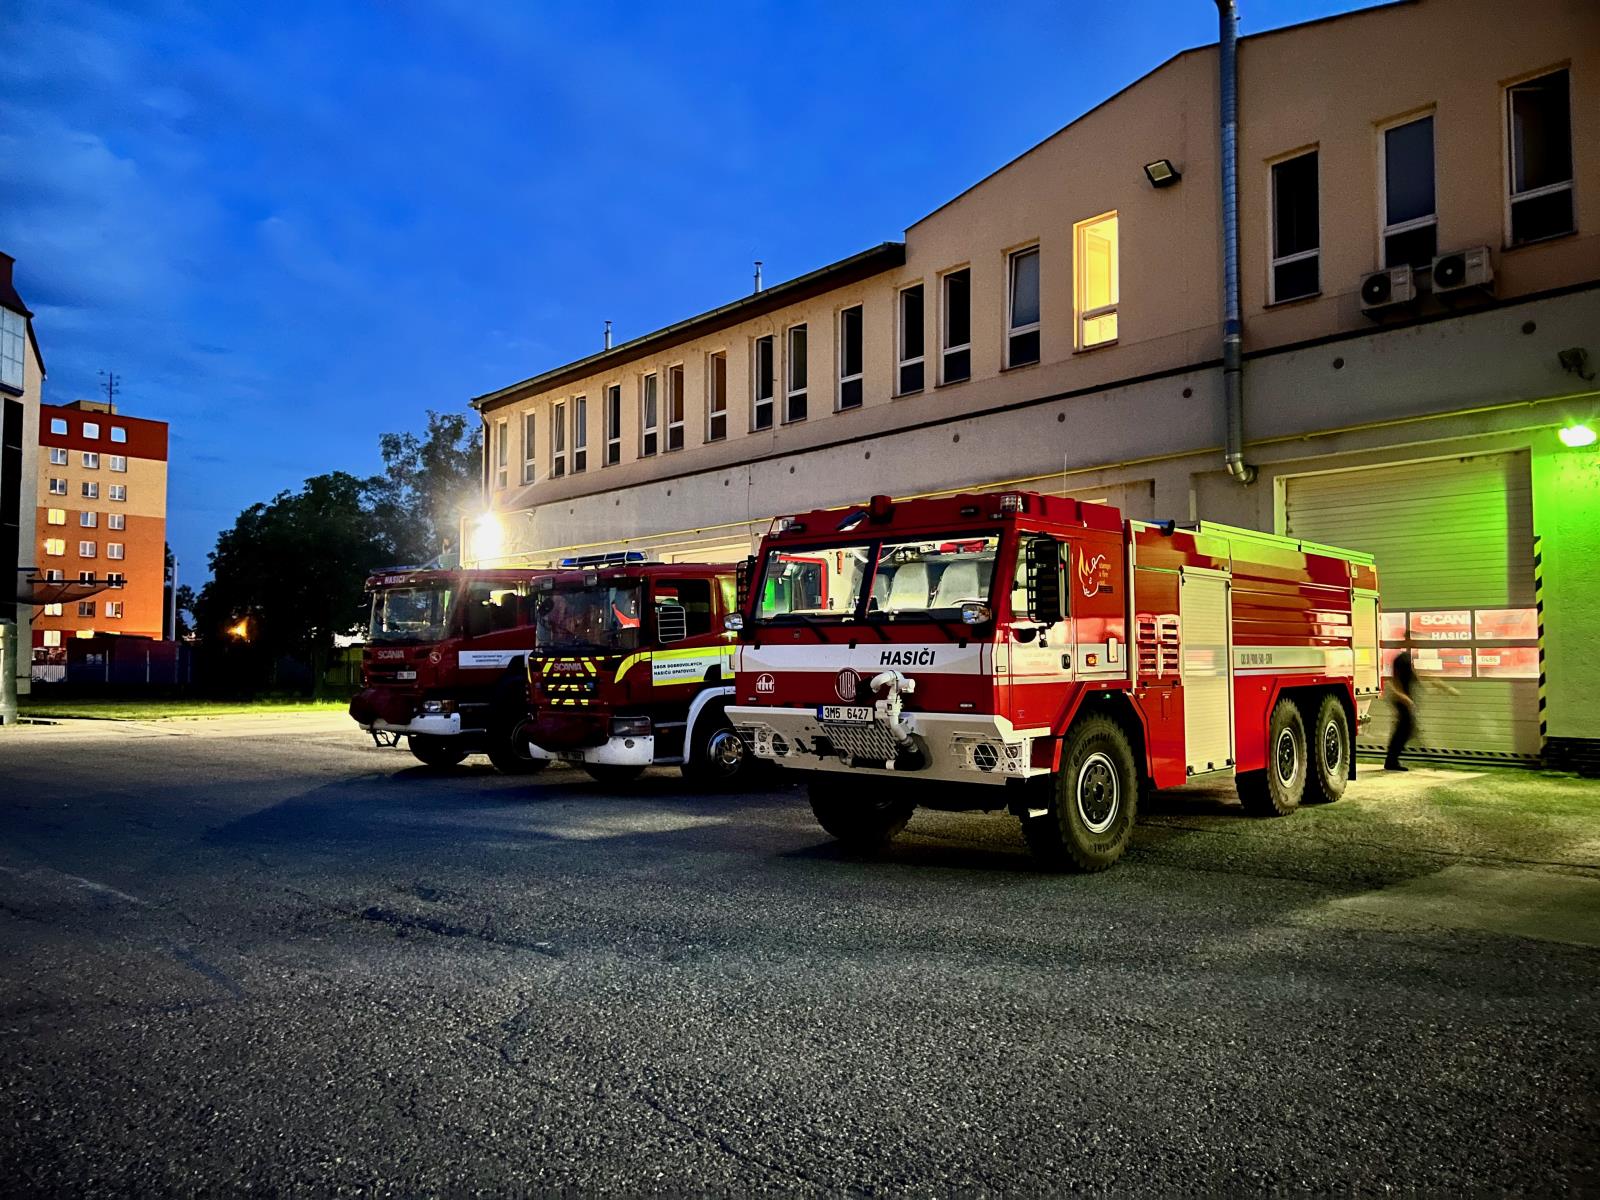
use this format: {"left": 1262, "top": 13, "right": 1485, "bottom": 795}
{"left": 3, "top": 0, "right": 1368, "bottom": 584}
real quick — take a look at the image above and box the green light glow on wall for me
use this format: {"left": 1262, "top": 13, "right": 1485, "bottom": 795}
{"left": 1558, "top": 423, "right": 1597, "bottom": 448}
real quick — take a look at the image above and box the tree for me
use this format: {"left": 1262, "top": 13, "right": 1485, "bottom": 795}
{"left": 370, "top": 410, "right": 482, "bottom": 566}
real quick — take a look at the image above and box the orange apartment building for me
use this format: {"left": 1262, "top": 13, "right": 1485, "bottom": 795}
{"left": 32, "top": 399, "right": 168, "bottom": 669}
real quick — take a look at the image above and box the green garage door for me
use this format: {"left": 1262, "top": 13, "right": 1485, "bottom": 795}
{"left": 1283, "top": 451, "right": 1539, "bottom": 761}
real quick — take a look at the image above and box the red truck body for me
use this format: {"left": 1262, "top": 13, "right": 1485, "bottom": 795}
{"left": 523, "top": 562, "right": 752, "bottom": 784}
{"left": 349, "top": 567, "right": 552, "bottom": 771}
{"left": 727, "top": 490, "right": 1380, "bottom": 869}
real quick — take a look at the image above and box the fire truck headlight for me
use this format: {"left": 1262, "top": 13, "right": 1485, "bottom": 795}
{"left": 960, "top": 602, "right": 992, "bottom": 625}
{"left": 723, "top": 613, "right": 744, "bottom": 631}
{"left": 611, "top": 716, "right": 652, "bottom": 737}
{"left": 422, "top": 700, "right": 449, "bottom": 715}
{"left": 469, "top": 511, "right": 504, "bottom": 562}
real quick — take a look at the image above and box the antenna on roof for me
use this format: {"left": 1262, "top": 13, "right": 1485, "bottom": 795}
{"left": 753, "top": 261, "right": 763, "bottom": 294}
{"left": 603, "top": 320, "right": 612, "bottom": 351}
{"left": 98, "top": 369, "right": 119, "bottom": 411}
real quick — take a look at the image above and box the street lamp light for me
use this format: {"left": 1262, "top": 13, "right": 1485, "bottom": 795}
{"left": 1557, "top": 422, "right": 1597, "bottom": 448}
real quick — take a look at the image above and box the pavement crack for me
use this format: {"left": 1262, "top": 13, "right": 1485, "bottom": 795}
{"left": 358, "top": 905, "right": 562, "bottom": 957}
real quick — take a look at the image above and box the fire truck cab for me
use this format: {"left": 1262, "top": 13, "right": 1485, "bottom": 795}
{"left": 523, "top": 562, "right": 753, "bottom": 785}
{"left": 350, "top": 567, "right": 550, "bottom": 772}
{"left": 727, "top": 491, "right": 1380, "bottom": 871}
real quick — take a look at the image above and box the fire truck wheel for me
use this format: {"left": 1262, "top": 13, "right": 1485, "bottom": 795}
{"left": 583, "top": 764, "right": 646, "bottom": 786}
{"left": 1303, "top": 694, "right": 1350, "bottom": 804}
{"left": 408, "top": 735, "right": 468, "bottom": 769}
{"left": 486, "top": 735, "right": 550, "bottom": 775}
{"left": 681, "top": 713, "right": 750, "bottom": 786}
{"left": 1237, "top": 697, "right": 1307, "bottom": 816}
{"left": 808, "top": 779, "right": 914, "bottom": 849}
{"left": 1023, "top": 715, "right": 1137, "bottom": 872}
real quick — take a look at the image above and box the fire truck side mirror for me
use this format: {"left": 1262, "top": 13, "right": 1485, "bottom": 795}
{"left": 1024, "top": 537, "right": 1063, "bottom": 625}
{"left": 734, "top": 556, "right": 757, "bottom": 611}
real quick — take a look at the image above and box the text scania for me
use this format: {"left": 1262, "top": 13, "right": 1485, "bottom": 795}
{"left": 879, "top": 649, "right": 936, "bottom": 666}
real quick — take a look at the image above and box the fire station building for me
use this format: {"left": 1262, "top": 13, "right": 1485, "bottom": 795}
{"left": 470, "top": 0, "right": 1599, "bottom": 769}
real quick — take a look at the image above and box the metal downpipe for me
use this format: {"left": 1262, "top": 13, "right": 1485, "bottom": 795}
{"left": 1217, "top": 0, "right": 1256, "bottom": 484}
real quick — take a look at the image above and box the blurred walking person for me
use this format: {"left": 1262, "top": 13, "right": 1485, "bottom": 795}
{"left": 1384, "top": 649, "right": 1458, "bottom": 771}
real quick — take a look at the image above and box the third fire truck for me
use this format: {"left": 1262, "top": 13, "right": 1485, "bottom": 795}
{"left": 726, "top": 491, "right": 1380, "bottom": 871}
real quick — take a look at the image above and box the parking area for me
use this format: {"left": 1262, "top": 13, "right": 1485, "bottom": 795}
{"left": 2, "top": 714, "right": 1598, "bottom": 1193}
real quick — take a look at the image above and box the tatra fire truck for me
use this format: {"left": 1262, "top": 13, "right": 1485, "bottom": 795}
{"left": 350, "top": 567, "right": 551, "bottom": 772}
{"left": 726, "top": 491, "right": 1380, "bottom": 871}
{"left": 522, "top": 562, "right": 753, "bottom": 784}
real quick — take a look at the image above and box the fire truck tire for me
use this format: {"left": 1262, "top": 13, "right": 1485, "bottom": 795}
{"left": 681, "top": 713, "right": 751, "bottom": 786}
{"left": 583, "top": 764, "right": 646, "bottom": 786}
{"left": 1237, "top": 697, "right": 1307, "bottom": 816}
{"left": 409, "top": 735, "right": 468, "bottom": 769}
{"left": 1022, "top": 715, "right": 1137, "bottom": 872}
{"left": 808, "top": 779, "right": 914, "bottom": 849}
{"left": 1303, "top": 694, "right": 1349, "bottom": 805}
{"left": 486, "top": 735, "right": 550, "bottom": 775}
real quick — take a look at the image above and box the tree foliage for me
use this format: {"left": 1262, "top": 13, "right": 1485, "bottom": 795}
{"left": 370, "top": 410, "right": 482, "bottom": 567}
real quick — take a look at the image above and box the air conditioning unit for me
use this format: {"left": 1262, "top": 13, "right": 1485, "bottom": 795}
{"left": 1359, "top": 265, "right": 1416, "bottom": 316}
{"left": 1431, "top": 245, "right": 1495, "bottom": 298}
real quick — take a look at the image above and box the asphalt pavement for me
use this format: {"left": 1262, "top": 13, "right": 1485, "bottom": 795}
{"left": 1, "top": 714, "right": 1597, "bottom": 1194}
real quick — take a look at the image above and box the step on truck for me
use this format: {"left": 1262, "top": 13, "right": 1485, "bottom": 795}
{"left": 350, "top": 567, "right": 551, "bottom": 772}
{"left": 523, "top": 562, "right": 753, "bottom": 785}
{"left": 726, "top": 491, "right": 1381, "bottom": 871}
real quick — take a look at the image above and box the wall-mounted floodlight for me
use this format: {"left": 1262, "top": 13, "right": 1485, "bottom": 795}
{"left": 1143, "top": 159, "right": 1182, "bottom": 188}
{"left": 1558, "top": 422, "right": 1597, "bottom": 448}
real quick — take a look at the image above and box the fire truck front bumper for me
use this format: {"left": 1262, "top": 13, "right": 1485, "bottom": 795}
{"left": 727, "top": 705, "right": 1049, "bottom": 786}
{"left": 363, "top": 713, "right": 466, "bottom": 738}
{"left": 525, "top": 733, "right": 656, "bottom": 767}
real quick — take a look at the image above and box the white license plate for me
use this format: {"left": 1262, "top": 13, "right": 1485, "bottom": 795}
{"left": 395, "top": 670, "right": 417, "bottom": 681}
{"left": 819, "top": 705, "right": 873, "bottom": 724}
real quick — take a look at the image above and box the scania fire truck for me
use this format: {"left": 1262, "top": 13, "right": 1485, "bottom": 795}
{"left": 350, "top": 567, "right": 550, "bottom": 771}
{"left": 726, "top": 491, "right": 1380, "bottom": 871}
{"left": 523, "top": 562, "right": 753, "bottom": 784}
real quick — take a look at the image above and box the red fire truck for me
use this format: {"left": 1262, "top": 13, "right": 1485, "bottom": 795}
{"left": 726, "top": 491, "right": 1380, "bottom": 871}
{"left": 350, "top": 567, "right": 551, "bottom": 772}
{"left": 522, "top": 562, "right": 753, "bottom": 784}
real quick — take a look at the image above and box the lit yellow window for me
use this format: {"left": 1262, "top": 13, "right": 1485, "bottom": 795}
{"left": 1075, "top": 212, "right": 1119, "bottom": 348}
{"left": 44, "top": 603, "right": 63, "bottom": 617}
{"left": 43, "top": 630, "right": 62, "bottom": 647}
{"left": 76, "top": 629, "right": 95, "bottom": 639}
{"left": 46, "top": 508, "right": 66, "bottom": 526}
{"left": 44, "top": 538, "right": 65, "bottom": 556}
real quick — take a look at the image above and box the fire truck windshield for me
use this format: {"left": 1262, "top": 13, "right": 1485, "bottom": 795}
{"left": 368, "top": 585, "right": 453, "bottom": 644}
{"left": 535, "top": 583, "right": 644, "bottom": 652}
{"left": 753, "top": 534, "right": 1000, "bottom": 623}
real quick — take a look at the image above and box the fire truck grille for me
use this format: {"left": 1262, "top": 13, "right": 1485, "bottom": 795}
{"left": 817, "top": 720, "right": 903, "bottom": 763}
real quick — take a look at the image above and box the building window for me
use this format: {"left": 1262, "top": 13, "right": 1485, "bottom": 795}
{"left": 49, "top": 446, "right": 67, "bottom": 465}
{"left": 109, "top": 455, "right": 126, "bottom": 472}
{"left": 785, "top": 325, "right": 808, "bottom": 423}
{"left": 753, "top": 336, "right": 775, "bottom": 430}
{"left": 898, "top": 285, "right": 925, "bottom": 395}
{"left": 107, "top": 573, "right": 125, "bottom": 588}
{"left": 1075, "top": 213, "right": 1120, "bottom": 347}
{"left": 49, "top": 477, "right": 67, "bottom": 495}
{"left": 494, "top": 418, "right": 508, "bottom": 490}
{"left": 1007, "top": 246, "right": 1041, "bottom": 366}
{"left": 838, "top": 306, "right": 864, "bottom": 410}
{"left": 1382, "top": 115, "right": 1437, "bottom": 269}
{"left": 706, "top": 352, "right": 728, "bottom": 441}
{"left": 1507, "top": 69, "right": 1574, "bottom": 246}
{"left": 82, "top": 451, "right": 99, "bottom": 469}
{"left": 46, "top": 508, "right": 65, "bottom": 526}
{"left": 1270, "top": 151, "right": 1319, "bottom": 302}
{"left": 111, "top": 426, "right": 126, "bottom": 443}
{"left": 79, "top": 511, "right": 97, "bottom": 528}
{"left": 49, "top": 417, "right": 67, "bottom": 436}
{"left": 44, "top": 603, "right": 63, "bottom": 617}
{"left": 640, "top": 372, "right": 659, "bottom": 457}
{"left": 43, "top": 630, "right": 61, "bottom": 648}
{"left": 108, "top": 542, "right": 125, "bottom": 560}
{"left": 109, "top": 484, "right": 126, "bottom": 502}
{"left": 666, "top": 365, "right": 685, "bottom": 451}
{"left": 521, "top": 410, "right": 537, "bottom": 485}
{"left": 83, "top": 422, "right": 99, "bottom": 439}
{"left": 78, "top": 600, "right": 96, "bottom": 617}
{"left": 45, "top": 569, "right": 63, "bottom": 582}
{"left": 106, "top": 600, "right": 124, "bottom": 618}
{"left": 82, "top": 481, "right": 99, "bottom": 500}
{"left": 941, "top": 269, "right": 971, "bottom": 383}
{"left": 551, "top": 400, "right": 567, "bottom": 478}
{"left": 44, "top": 538, "right": 65, "bottom": 556}
{"left": 76, "top": 629, "right": 94, "bottom": 639}
{"left": 79, "top": 541, "right": 96, "bottom": 558}
{"left": 605, "top": 384, "right": 622, "bottom": 466}
{"left": 572, "top": 395, "right": 587, "bottom": 472}
{"left": 78, "top": 571, "right": 95, "bottom": 584}
{"left": 0, "top": 309, "right": 25, "bottom": 389}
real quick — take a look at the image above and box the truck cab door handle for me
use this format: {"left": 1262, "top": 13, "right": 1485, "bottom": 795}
{"left": 1061, "top": 653, "right": 1072, "bottom": 670}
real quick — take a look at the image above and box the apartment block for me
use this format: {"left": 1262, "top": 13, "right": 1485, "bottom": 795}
{"left": 470, "top": 0, "right": 1599, "bottom": 765}
{"left": 1, "top": 251, "right": 44, "bottom": 707}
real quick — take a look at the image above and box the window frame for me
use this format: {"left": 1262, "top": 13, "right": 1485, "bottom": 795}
{"left": 49, "top": 477, "right": 67, "bottom": 495}
{"left": 665, "top": 364, "right": 686, "bottom": 452}
{"left": 83, "top": 422, "right": 99, "bottom": 439}
{"left": 1267, "top": 150, "right": 1320, "bottom": 304}
{"left": 79, "top": 511, "right": 97, "bottom": 528}
{"left": 107, "top": 543, "right": 125, "bottom": 561}
{"left": 550, "top": 400, "right": 567, "bottom": 479}
{"left": 49, "top": 446, "right": 67, "bottom": 465}
{"left": 110, "top": 426, "right": 126, "bottom": 443}
{"left": 79, "top": 600, "right": 97, "bottom": 618}
{"left": 109, "top": 484, "right": 126, "bottom": 502}
{"left": 46, "top": 507, "right": 65, "bottom": 526}
{"left": 1504, "top": 66, "right": 1576, "bottom": 248}
{"left": 520, "top": 409, "right": 537, "bottom": 485}
{"left": 81, "top": 481, "right": 99, "bottom": 500}
{"left": 640, "top": 372, "right": 659, "bottom": 457}
{"left": 572, "top": 394, "right": 587, "bottom": 472}
{"left": 44, "top": 538, "right": 65, "bottom": 556}
{"left": 706, "top": 351, "right": 728, "bottom": 442}
{"left": 897, "top": 283, "right": 925, "bottom": 396}
{"left": 1006, "top": 245, "right": 1042, "bottom": 367}
{"left": 109, "top": 454, "right": 126, "bottom": 472}
{"left": 940, "top": 268, "right": 972, "bottom": 385}
{"left": 1074, "top": 211, "right": 1121, "bottom": 347}
{"left": 49, "top": 417, "right": 67, "bottom": 436}
{"left": 1378, "top": 112, "right": 1438, "bottom": 270}
{"left": 604, "top": 384, "right": 622, "bottom": 466}
{"left": 106, "top": 600, "right": 124, "bottom": 618}
{"left": 82, "top": 451, "right": 99, "bottom": 469}
{"left": 108, "top": 513, "right": 125, "bottom": 531}
{"left": 79, "top": 540, "right": 97, "bottom": 558}
{"left": 784, "top": 325, "right": 808, "bottom": 424}
{"left": 0, "top": 309, "right": 26, "bottom": 390}
{"left": 837, "top": 304, "right": 864, "bottom": 411}
{"left": 494, "top": 418, "right": 508, "bottom": 490}
{"left": 752, "top": 336, "right": 775, "bottom": 431}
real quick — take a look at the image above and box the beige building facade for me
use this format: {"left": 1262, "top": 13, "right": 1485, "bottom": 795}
{"left": 472, "top": 0, "right": 1600, "bottom": 767}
